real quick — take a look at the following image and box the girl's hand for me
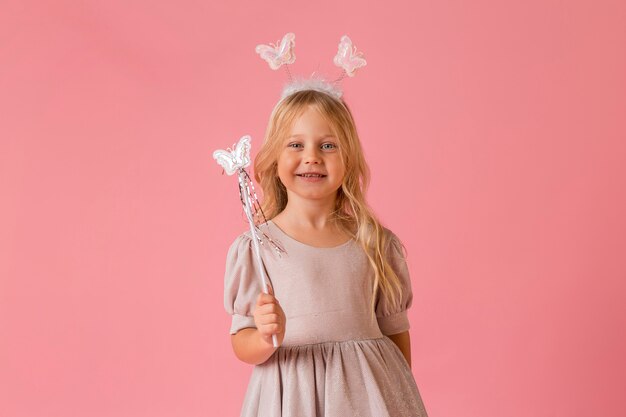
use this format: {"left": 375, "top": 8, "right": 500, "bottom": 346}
{"left": 253, "top": 284, "right": 286, "bottom": 347}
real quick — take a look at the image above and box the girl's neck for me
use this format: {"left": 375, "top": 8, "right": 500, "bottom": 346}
{"left": 271, "top": 207, "right": 353, "bottom": 248}
{"left": 276, "top": 194, "right": 338, "bottom": 230}
{"left": 274, "top": 206, "right": 336, "bottom": 230}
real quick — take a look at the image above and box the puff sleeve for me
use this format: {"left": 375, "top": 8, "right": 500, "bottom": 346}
{"left": 223, "top": 233, "right": 264, "bottom": 335}
{"left": 375, "top": 230, "right": 414, "bottom": 336}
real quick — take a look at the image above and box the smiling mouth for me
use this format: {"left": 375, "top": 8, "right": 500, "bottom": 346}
{"left": 296, "top": 173, "right": 327, "bottom": 178}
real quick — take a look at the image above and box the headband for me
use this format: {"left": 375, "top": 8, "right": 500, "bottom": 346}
{"left": 255, "top": 33, "right": 367, "bottom": 101}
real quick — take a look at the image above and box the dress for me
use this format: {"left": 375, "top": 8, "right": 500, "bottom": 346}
{"left": 223, "top": 220, "right": 429, "bottom": 417}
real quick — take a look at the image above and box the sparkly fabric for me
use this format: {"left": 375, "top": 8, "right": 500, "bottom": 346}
{"left": 224, "top": 220, "right": 429, "bottom": 416}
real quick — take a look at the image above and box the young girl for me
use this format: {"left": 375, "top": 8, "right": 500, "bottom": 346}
{"left": 223, "top": 89, "right": 429, "bottom": 416}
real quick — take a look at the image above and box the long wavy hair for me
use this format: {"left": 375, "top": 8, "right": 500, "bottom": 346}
{"left": 253, "top": 90, "right": 405, "bottom": 324}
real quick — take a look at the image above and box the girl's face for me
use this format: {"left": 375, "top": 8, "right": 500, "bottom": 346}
{"left": 276, "top": 105, "right": 345, "bottom": 205}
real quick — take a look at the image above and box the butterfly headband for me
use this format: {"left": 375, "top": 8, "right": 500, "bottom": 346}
{"left": 255, "top": 33, "right": 367, "bottom": 101}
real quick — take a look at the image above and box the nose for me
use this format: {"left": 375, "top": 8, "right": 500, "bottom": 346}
{"left": 303, "top": 147, "right": 321, "bottom": 164}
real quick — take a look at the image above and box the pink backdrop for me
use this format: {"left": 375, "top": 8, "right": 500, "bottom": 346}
{"left": 1, "top": 1, "right": 625, "bottom": 416}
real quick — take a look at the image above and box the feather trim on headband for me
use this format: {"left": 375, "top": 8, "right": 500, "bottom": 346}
{"left": 280, "top": 73, "right": 343, "bottom": 100}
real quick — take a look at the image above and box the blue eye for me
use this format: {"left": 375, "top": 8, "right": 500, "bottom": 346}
{"left": 321, "top": 143, "right": 337, "bottom": 150}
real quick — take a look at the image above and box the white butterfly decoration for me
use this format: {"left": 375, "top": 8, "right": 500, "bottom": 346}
{"left": 333, "top": 35, "right": 367, "bottom": 77}
{"left": 212, "top": 135, "right": 251, "bottom": 176}
{"left": 255, "top": 32, "right": 296, "bottom": 70}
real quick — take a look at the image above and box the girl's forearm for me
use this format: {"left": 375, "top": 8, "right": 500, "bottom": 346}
{"left": 388, "top": 331, "right": 412, "bottom": 369}
{"left": 231, "top": 328, "right": 278, "bottom": 365}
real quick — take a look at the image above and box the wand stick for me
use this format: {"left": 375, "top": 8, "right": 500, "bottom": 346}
{"left": 214, "top": 135, "right": 279, "bottom": 348}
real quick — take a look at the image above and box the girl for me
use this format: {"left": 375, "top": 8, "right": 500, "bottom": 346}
{"left": 223, "top": 89, "right": 429, "bottom": 416}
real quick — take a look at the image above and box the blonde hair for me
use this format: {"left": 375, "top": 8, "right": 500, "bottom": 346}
{"left": 253, "top": 90, "right": 405, "bottom": 324}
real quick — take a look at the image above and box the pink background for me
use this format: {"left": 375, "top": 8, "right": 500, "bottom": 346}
{"left": 1, "top": 1, "right": 625, "bottom": 416}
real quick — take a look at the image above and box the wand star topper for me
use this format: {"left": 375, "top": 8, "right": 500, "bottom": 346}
{"left": 213, "top": 134, "right": 285, "bottom": 348}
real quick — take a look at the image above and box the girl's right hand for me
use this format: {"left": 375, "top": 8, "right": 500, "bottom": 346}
{"left": 253, "top": 285, "right": 286, "bottom": 347}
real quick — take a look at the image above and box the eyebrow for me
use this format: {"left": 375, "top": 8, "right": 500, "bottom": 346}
{"left": 288, "top": 134, "right": 335, "bottom": 139}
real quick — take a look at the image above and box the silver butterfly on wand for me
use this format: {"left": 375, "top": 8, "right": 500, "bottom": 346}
{"left": 212, "top": 135, "right": 286, "bottom": 257}
{"left": 213, "top": 134, "right": 252, "bottom": 176}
